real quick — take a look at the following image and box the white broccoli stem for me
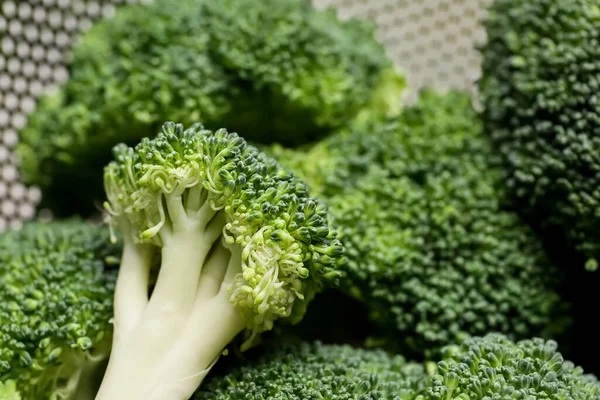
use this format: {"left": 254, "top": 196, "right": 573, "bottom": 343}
{"left": 144, "top": 193, "right": 223, "bottom": 317}
{"left": 95, "top": 207, "right": 245, "bottom": 400}
{"left": 112, "top": 239, "right": 153, "bottom": 343}
{"left": 144, "top": 245, "right": 245, "bottom": 399}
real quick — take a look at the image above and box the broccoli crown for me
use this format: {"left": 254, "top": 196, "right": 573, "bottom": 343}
{"left": 104, "top": 121, "right": 344, "bottom": 343}
{"left": 16, "top": 0, "right": 231, "bottom": 217}
{"left": 479, "top": 0, "right": 600, "bottom": 270}
{"left": 202, "top": 0, "right": 404, "bottom": 142}
{"left": 194, "top": 341, "right": 428, "bottom": 400}
{"left": 17, "top": 0, "right": 399, "bottom": 217}
{"left": 271, "top": 89, "right": 568, "bottom": 358}
{"left": 0, "top": 220, "right": 120, "bottom": 399}
{"left": 425, "top": 333, "right": 600, "bottom": 399}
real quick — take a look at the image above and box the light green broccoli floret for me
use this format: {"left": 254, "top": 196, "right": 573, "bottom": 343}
{"left": 194, "top": 341, "right": 428, "bottom": 400}
{"left": 16, "top": 0, "right": 402, "bottom": 217}
{"left": 479, "top": 0, "right": 600, "bottom": 271}
{"left": 270, "top": 89, "right": 569, "bottom": 359}
{"left": 424, "top": 333, "right": 600, "bottom": 399}
{"left": 95, "top": 122, "right": 344, "bottom": 399}
{"left": 0, "top": 220, "right": 121, "bottom": 400}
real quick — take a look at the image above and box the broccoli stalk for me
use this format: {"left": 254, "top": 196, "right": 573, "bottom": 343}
{"left": 95, "top": 122, "right": 344, "bottom": 399}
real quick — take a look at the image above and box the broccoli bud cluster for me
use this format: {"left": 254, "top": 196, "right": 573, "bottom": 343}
{"left": 270, "top": 90, "right": 569, "bottom": 358}
{"left": 195, "top": 341, "right": 428, "bottom": 400}
{"left": 16, "top": 0, "right": 402, "bottom": 217}
{"left": 426, "top": 334, "right": 600, "bottom": 399}
{"left": 0, "top": 220, "right": 120, "bottom": 400}
{"left": 479, "top": 0, "right": 600, "bottom": 271}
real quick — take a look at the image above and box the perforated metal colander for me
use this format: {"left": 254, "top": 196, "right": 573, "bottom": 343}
{"left": 0, "top": 0, "right": 491, "bottom": 231}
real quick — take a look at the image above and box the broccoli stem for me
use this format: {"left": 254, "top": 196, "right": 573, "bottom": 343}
{"left": 95, "top": 249, "right": 244, "bottom": 399}
{"left": 96, "top": 196, "right": 246, "bottom": 400}
{"left": 112, "top": 240, "right": 153, "bottom": 341}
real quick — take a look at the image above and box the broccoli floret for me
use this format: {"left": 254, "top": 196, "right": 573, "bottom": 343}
{"left": 95, "top": 122, "right": 344, "bottom": 399}
{"left": 194, "top": 341, "right": 428, "bottom": 400}
{"left": 425, "top": 333, "right": 600, "bottom": 399}
{"left": 16, "top": 0, "right": 230, "bottom": 218}
{"left": 479, "top": 0, "right": 600, "bottom": 271}
{"left": 17, "top": 0, "right": 402, "bottom": 217}
{"left": 0, "top": 220, "right": 120, "bottom": 400}
{"left": 271, "top": 89, "right": 569, "bottom": 359}
{"left": 202, "top": 0, "right": 405, "bottom": 140}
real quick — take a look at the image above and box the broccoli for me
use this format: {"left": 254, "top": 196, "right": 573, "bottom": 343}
{"left": 95, "top": 122, "right": 344, "bottom": 399}
{"left": 17, "top": 0, "right": 403, "bottom": 217}
{"left": 194, "top": 341, "right": 428, "bottom": 400}
{"left": 425, "top": 333, "right": 600, "bottom": 399}
{"left": 0, "top": 220, "right": 120, "bottom": 400}
{"left": 478, "top": 0, "right": 600, "bottom": 271}
{"left": 193, "top": 335, "right": 600, "bottom": 400}
{"left": 270, "top": 89, "right": 569, "bottom": 359}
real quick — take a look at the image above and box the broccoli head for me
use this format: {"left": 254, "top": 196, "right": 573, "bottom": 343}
{"left": 194, "top": 341, "right": 428, "bottom": 400}
{"left": 479, "top": 0, "right": 600, "bottom": 271}
{"left": 17, "top": 0, "right": 402, "bottom": 217}
{"left": 95, "top": 122, "right": 344, "bottom": 399}
{"left": 425, "top": 333, "right": 600, "bottom": 399}
{"left": 271, "top": 89, "right": 569, "bottom": 359}
{"left": 201, "top": 0, "right": 405, "bottom": 141}
{"left": 0, "top": 220, "right": 120, "bottom": 400}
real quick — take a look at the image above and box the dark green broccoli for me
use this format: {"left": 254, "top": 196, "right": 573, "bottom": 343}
{"left": 0, "top": 220, "right": 121, "bottom": 400}
{"left": 17, "top": 0, "right": 403, "bottom": 217}
{"left": 194, "top": 341, "right": 428, "bottom": 400}
{"left": 479, "top": 0, "right": 600, "bottom": 271}
{"left": 201, "top": 0, "right": 404, "bottom": 142}
{"left": 270, "top": 89, "right": 569, "bottom": 359}
{"left": 425, "top": 333, "right": 600, "bottom": 399}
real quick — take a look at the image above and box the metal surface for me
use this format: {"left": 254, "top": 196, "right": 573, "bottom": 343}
{"left": 0, "top": 0, "right": 491, "bottom": 229}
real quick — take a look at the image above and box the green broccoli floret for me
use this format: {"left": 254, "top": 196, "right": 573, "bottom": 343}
{"left": 201, "top": 0, "right": 405, "bottom": 139}
{"left": 479, "top": 0, "right": 600, "bottom": 271}
{"left": 424, "top": 333, "right": 600, "bottom": 399}
{"left": 271, "top": 89, "right": 569, "bottom": 359}
{"left": 0, "top": 220, "right": 120, "bottom": 400}
{"left": 17, "top": 0, "right": 402, "bottom": 217}
{"left": 0, "top": 381, "right": 20, "bottom": 400}
{"left": 95, "top": 122, "right": 344, "bottom": 399}
{"left": 194, "top": 341, "right": 428, "bottom": 400}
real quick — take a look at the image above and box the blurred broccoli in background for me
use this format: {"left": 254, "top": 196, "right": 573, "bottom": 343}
{"left": 270, "top": 89, "right": 569, "bottom": 360}
{"left": 479, "top": 0, "right": 600, "bottom": 272}
{"left": 16, "top": 0, "right": 403, "bottom": 218}
{"left": 0, "top": 220, "right": 121, "bottom": 400}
